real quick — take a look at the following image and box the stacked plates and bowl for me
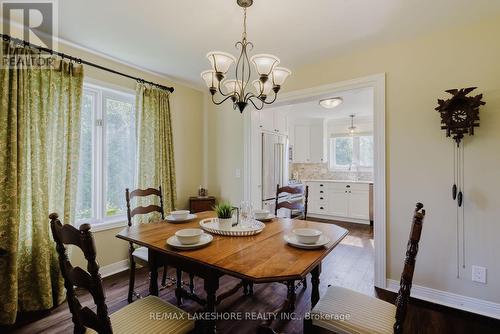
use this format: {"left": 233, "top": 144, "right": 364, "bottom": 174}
{"left": 253, "top": 209, "right": 275, "bottom": 222}
{"left": 284, "top": 228, "right": 330, "bottom": 249}
{"left": 166, "top": 228, "right": 213, "bottom": 249}
{"left": 166, "top": 210, "right": 197, "bottom": 223}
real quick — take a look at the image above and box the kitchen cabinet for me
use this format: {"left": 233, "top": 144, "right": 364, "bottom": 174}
{"left": 349, "top": 188, "right": 370, "bottom": 220}
{"left": 292, "top": 120, "right": 326, "bottom": 163}
{"left": 293, "top": 125, "right": 310, "bottom": 163}
{"left": 258, "top": 110, "right": 287, "bottom": 134}
{"left": 274, "top": 111, "right": 287, "bottom": 134}
{"left": 309, "top": 122, "right": 327, "bottom": 163}
{"left": 328, "top": 187, "right": 349, "bottom": 217}
{"left": 306, "top": 181, "right": 371, "bottom": 224}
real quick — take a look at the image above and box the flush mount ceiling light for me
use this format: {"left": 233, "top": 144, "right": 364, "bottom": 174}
{"left": 319, "top": 97, "right": 343, "bottom": 109}
{"left": 201, "top": 0, "right": 291, "bottom": 113}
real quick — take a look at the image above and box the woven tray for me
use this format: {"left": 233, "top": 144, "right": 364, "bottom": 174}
{"left": 199, "top": 218, "right": 265, "bottom": 236}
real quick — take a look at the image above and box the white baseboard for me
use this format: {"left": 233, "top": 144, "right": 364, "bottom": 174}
{"left": 308, "top": 213, "right": 371, "bottom": 225}
{"left": 100, "top": 259, "right": 129, "bottom": 278}
{"left": 386, "top": 279, "right": 500, "bottom": 320}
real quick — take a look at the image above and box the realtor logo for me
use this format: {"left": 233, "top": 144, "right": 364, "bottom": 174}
{"left": 1, "top": 0, "right": 58, "bottom": 49}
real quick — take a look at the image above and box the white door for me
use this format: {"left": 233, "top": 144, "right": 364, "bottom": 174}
{"left": 294, "top": 125, "right": 310, "bottom": 163}
{"left": 328, "top": 188, "right": 349, "bottom": 217}
{"left": 348, "top": 189, "right": 370, "bottom": 220}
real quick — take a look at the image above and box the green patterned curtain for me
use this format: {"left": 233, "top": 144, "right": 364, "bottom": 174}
{"left": 135, "top": 84, "right": 176, "bottom": 218}
{"left": 0, "top": 41, "right": 83, "bottom": 325}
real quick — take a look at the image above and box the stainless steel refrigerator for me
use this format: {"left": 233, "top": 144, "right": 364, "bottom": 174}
{"left": 261, "top": 132, "right": 288, "bottom": 213}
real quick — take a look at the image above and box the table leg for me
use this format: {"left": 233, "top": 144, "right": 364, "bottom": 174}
{"left": 311, "top": 262, "right": 322, "bottom": 308}
{"left": 175, "top": 268, "right": 183, "bottom": 306}
{"left": 189, "top": 273, "right": 195, "bottom": 294}
{"left": 148, "top": 251, "right": 159, "bottom": 296}
{"left": 204, "top": 274, "right": 219, "bottom": 334}
{"left": 287, "top": 280, "right": 296, "bottom": 311}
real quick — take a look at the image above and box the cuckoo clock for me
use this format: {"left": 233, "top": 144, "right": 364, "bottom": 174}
{"left": 436, "top": 87, "right": 484, "bottom": 146}
{"left": 435, "top": 87, "right": 485, "bottom": 277}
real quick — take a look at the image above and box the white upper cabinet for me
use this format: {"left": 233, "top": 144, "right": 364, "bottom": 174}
{"left": 274, "top": 111, "right": 287, "bottom": 134}
{"left": 292, "top": 119, "right": 327, "bottom": 163}
{"left": 258, "top": 110, "right": 274, "bottom": 132}
{"left": 293, "top": 125, "right": 310, "bottom": 163}
{"left": 309, "top": 121, "right": 327, "bottom": 163}
{"left": 258, "top": 109, "right": 288, "bottom": 134}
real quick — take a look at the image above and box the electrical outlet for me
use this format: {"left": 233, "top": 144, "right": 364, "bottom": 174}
{"left": 471, "top": 265, "right": 487, "bottom": 284}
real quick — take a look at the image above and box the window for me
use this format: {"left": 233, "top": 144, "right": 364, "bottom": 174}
{"left": 329, "top": 135, "right": 373, "bottom": 171}
{"left": 75, "top": 83, "right": 136, "bottom": 226}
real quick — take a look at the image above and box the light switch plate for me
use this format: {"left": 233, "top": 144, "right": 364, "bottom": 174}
{"left": 235, "top": 168, "right": 241, "bottom": 178}
{"left": 471, "top": 265, "right": 487, "bottom": 284}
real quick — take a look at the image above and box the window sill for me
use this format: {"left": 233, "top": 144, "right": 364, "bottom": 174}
{"left": 75, "top": 218, "right": 128, "bottom": 233}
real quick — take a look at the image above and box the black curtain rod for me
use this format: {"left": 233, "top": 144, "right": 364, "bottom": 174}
{"left": 1, "top": 33, "right": 174, "bottom": 93}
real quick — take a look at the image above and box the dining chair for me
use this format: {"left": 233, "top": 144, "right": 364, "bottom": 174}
{"left": 274, "top": 184, "right": 309, "bottom": 291}
{"left": 274, "top": 184, "right": 309, "bottom": 220}
{"left": 305, "top": 202, "right": 426, "bottom": 334}
{"left": 125, "top": 186, "right": 169, "bottom": 303}
{"left": 49, "top": 213, "right": 195, "bottom": 334}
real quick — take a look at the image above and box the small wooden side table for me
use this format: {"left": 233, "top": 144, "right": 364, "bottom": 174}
{"left": 189, "top": 196, "right": 216, "bottom": 213}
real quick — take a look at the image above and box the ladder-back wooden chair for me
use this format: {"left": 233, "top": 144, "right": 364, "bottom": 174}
{"left": 49, "top": 213, "right": 194, "bottom": 334}
{"left": 305, "top": 202, "right": 426, "bottom": 334}
{"left": 274, "top": 184, "right": 309, "bottom": 220}
{"left": 125, "top": 186, "right": 169, "bottom": 303}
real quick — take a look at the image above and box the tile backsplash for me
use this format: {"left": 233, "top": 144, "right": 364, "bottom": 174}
{"left": 290, "top": 163, "right": 373, "bottom": 181}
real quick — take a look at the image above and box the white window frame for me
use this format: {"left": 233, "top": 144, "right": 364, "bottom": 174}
{"left": 329, "top": 133, "right": 374, "bottom": 172}
{"left": 76, "top": 82, "right": 136, "bottom": 231}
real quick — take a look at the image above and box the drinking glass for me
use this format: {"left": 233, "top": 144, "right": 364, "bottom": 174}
{"left": 239, "top": 201, "right": 253, "bottom": 224}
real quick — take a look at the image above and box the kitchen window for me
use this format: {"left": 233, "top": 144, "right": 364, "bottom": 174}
{"left": 75, "top": 83, "right": 136, "bottom": 228}
{"left": 329, "top": 135, "right": 373, "bottom": 171}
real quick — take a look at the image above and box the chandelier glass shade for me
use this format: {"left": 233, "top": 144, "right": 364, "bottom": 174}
{"left": 201, "top": 0, "right": 291, "bottom": 113}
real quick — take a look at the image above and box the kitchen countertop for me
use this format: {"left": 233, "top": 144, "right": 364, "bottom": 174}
{"left": 300, "top": 179, "right": 374, "bottom": 184}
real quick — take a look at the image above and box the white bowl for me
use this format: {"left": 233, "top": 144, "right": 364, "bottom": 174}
{"left": 292, "top": 228, "right": 322, "bottom": 244}
{"left": 170, "top": 210, "right": 190, "bottom": 220}
{"left": 175, "top": 228, "right": 203, "bottom": 245}
{"left": 253, "top": 209, "right": 270, "bottom": 220}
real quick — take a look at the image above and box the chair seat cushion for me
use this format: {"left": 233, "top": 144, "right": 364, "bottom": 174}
{"left": 86, "top": 296, "right": 194, "bottom": 334}
{"left": 132, "top": 246, "right": 149, "bottom": 262}
{"left": 311, "top": 286, "right": 396, "bottom": 334}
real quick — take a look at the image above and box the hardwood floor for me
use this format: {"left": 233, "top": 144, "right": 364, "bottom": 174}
{"left": 5, "top": 220, "right": 500, "bottom": 333}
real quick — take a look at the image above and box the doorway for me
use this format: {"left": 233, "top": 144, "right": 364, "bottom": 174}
{"left": 243, "top": 73, "right": 386, "bottom": 288}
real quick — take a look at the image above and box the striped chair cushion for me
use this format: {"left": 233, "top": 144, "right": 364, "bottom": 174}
{"left": 311, "top": 286, "right": 396, "bottom": 334}
{"left": 86, "top": 296, "right": 194, "bottom": 333}
{"left": 132, "top": 246, "right": 149, "bottom": 262}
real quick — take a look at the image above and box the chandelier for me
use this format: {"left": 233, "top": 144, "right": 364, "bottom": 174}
{"left": 201, "top": 0, "right": 291, "bottom": 113}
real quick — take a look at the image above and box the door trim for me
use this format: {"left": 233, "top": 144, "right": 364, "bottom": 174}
{"left": 243, "top": 73, "right": 387, "bottom": 288}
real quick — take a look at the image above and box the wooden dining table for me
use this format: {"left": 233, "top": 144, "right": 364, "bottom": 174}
{"left": 116, "top": 211, "right": 348, "bottom": 333}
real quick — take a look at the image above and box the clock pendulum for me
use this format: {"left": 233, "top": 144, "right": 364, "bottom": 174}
{"left": 435, "top": 87, "right": 485, "bottom": 278}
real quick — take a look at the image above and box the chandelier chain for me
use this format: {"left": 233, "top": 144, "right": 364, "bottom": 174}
{"left": 242, "top": 8, "right": 247, "bottom": 41}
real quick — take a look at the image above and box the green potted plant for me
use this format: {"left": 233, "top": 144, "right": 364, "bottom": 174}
{"left": 214, "top": 201, "right": 234, "bottom": 230}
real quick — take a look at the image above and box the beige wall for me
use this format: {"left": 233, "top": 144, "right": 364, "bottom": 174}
{"left": 207, "top": 16, "right": 500, "bottom": 304}
{"left": 50, "top": 42, "right": 205, "bottom": 268}
{"left": 206, "top": 102, "right": 245, "bottom": 204}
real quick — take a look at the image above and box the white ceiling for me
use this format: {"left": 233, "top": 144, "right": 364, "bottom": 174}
{"left": 29, "top": 1, "right": 500, "bottom": 87}
{"left": 276, "top": 87, "right": 373, "bottom": 122}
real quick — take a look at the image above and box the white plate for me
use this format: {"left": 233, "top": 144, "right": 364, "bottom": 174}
{"left": 284, "top": 234, "right": 330, "bottom": 249}
{"left": 255, "top": 214, "right": 275, "bottom": 222}
{"left": 165, "top": 213, "right": 197, "bottom": 223}
{"left": 166, "top": 233, "right": 213, "bottom": 250}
